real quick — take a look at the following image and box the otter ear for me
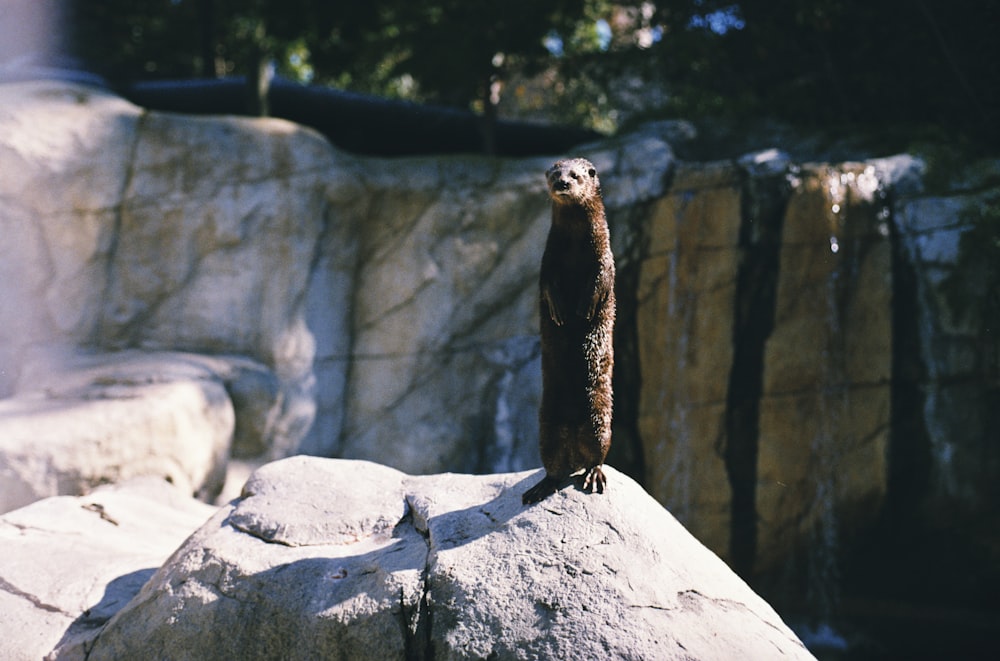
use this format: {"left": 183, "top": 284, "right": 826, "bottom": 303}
{"left": 588, "top": 167, "right": 597, "bottom": 178}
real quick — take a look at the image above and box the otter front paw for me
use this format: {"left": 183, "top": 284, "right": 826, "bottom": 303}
{"left": 580, "top": 466, "right": 606, "bottom": 494}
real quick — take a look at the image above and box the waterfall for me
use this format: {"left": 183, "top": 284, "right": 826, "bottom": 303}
{"left": 664, "top": 215, "right": 694, "bottom": 524}
{"left": 798, "top": 164, "right": 888, "bottom": 648}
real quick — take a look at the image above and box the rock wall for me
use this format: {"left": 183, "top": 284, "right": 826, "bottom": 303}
{"left": 0, "top": 81, "right": 328, "bottom": 460}
{"left": 1, "top": 80, "right": 997, "bottom": 592}
{"left": 892, "top": 164, "right": 1000, "bottom": 524}
{"left": 634, "top": 154, "right": 903, "bottom": 573}
{"left": 4, "top": 459, "right": 814, "bottom": 661}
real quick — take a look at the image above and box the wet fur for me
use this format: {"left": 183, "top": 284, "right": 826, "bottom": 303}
{"left": 523, "top": 158, "right": 615, "bottom": 505}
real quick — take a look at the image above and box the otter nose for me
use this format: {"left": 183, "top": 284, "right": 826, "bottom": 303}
{"left": 553, "top": 178, "right": 570, "bottom": 191}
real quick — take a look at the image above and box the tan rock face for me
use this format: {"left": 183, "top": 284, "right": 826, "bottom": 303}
{"left": 636, "top": 159, "right": 894, "bottom": 571}
{"left": 638, "top": 161, "right": 743, "bottom": 555}
{"left": 756, "top": 164, "right": 892, "bottom": 571}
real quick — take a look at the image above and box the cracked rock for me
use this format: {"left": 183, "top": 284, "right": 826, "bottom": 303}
{"left": 0, "top": 478, "right": 218, "bottom": 661}
{"left": 0, "top": 351, "right": 236, "bottom": 513}
{"left": 75, "top": 457, "right": 813, "bottom": 660}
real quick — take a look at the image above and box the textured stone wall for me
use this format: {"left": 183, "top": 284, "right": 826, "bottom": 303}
{"left": 1, "top": 80, "right": 996, "bottom": 583}
{"left": 637, "top": 160, "right": 742, "bottom": 557}
{"left": 893, "top": 166, "right": 1000, "bottom": 524}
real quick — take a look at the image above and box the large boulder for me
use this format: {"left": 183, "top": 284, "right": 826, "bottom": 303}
{"left": 0, "top": 478, "right": 217, "bottom": 661}
{"left": 76, "top": 456, "right": 814, "bottom": 660}
{"left": 0, "top": 351, "right": 235, "bottom": 513}
{"left": 0, "top": 80, "right": 330, "bottom": 457}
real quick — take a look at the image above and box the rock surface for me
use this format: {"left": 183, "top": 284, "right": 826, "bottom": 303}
{"left": 1, "top": 78, "right": 997, "bottom": 603}
{"left": 0, "top": 478, "right": 217, "bottom": 661}
{"left": 0, "top": 80, "right": 328, "bottom": 460}
{"left": 0, "top": 351, "right": 235, "bottom": 513}
{"left": 756, "top": 162, "right": 894, "bottom": 569}
{"left": 637, "top": 159, "right": 743, "bottom": 556}
{"left": 75, "top": 456, "right": 813, "bottom": 661}
{"left": 893, "top": 168, "right": 1000, "bottom": 522}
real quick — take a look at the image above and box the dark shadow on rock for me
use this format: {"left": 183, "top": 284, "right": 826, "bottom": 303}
{"left": 416, "top": 471, "right": 543, "bottom": 551}
{"left": 67, "top": 471, "right": 545, "bottom": 659}
{"left": 51, "top": 568, "right": 157, "bottom": 655}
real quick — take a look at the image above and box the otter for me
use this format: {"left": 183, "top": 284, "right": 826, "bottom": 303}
{"left": 522, "top": 157, "right": 615, "bottom": 505}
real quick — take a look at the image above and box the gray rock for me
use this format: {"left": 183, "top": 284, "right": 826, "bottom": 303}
{"left": 80, "top": 456, "right": 814, "bottom": 661}
{"left": 0, "top": 80, "right": 328, "bottom": 458}
{"left": 0, "top": 351, "right": 234, "bottom": 513}
{"left": 0, "top": 478, "right": 217, "bottom": 661}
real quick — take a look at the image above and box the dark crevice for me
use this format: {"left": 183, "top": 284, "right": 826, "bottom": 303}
{"left": 401, "top": 494, "right": 434, "bottom": 661}
{"left": 0, "top": 576, "right": 68, "bottom": 615}
{"left": 414, "top": 573, "right": 434, "bottom": 661}
{"left": 886, "top": 208, "right": 934, "bottom": 528}
{"left": 607, "top": 197, "right": 660, "bottom": 486}
{"left": 723, "top": 160, "right": 793, "bottom": 578}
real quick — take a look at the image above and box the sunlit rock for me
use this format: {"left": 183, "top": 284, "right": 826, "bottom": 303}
{"left": 0, "top": 478, "right": 217, "bottom": 661}
{"left": 0, "top": 82, "right": 139, "bottom": 398}
{"left": 0, "top": 351, "right": 235, "bottom": 513}
{"left": 0, "top": 80, "right": 328, "bottom": 460}
{"left": 331, "top": 156, "right": 553, "bottom": 472}
{"left": 75, "top": 457, "right": 814, "bottom": 661}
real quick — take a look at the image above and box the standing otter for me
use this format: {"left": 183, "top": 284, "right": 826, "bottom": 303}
{"left": 523, "top": 158, "right": 615, "bottom": 505}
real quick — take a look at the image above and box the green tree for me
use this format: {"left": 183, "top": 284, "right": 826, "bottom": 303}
{"left": 69, "top": 0, "right": 600, "bottom": 150}
{"left": 64, "top": 1, "right": 1000, "bottom": 151}
{"left": 646, "top": 0, "right": 1000, "bottom": 145}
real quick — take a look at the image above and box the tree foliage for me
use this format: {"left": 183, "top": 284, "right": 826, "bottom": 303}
{"left": 647, "top": 0, "right": 1000, "bottom": 142}
{"left": 61, "top": 0, "right": 1000, "bottom": 150}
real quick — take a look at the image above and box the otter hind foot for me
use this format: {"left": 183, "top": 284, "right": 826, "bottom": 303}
{"left": 580, "top": 466, "right": 607, "bottom": 495}
{"left": 522, "top": 475, "right": 561, "bottom": 505}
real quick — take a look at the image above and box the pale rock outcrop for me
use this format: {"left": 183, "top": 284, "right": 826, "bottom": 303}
{"left": 0, "top": 83, "right": 138, "bottom": 396}
{"left": 0, "top": 478, "right": 217, "bottom": 661}
{"left": 76, "top": 456, "right": 814, "bottom": 661}
{"left": 0, "top": 351, "right": 234, "bottom": 513}
{"left": 0, "top": 80, "right": 330, "bottom": 460}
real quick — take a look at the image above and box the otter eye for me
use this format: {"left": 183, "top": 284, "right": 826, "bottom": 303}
{"left": 570, "top": 172, "right": 579, "bottom": 180}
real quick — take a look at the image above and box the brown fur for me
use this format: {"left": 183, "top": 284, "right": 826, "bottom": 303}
{"left": 523, "top": 158, "right": 615, "bottom": 505}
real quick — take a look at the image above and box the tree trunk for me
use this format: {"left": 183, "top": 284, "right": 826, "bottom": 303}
{"left": 246, "top": 19, "right": 270, "bottom": 117}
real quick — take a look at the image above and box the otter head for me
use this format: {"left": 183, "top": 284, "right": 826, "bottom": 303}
{"left": 546, "top": 158, "right": 601, "bottom": 205}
